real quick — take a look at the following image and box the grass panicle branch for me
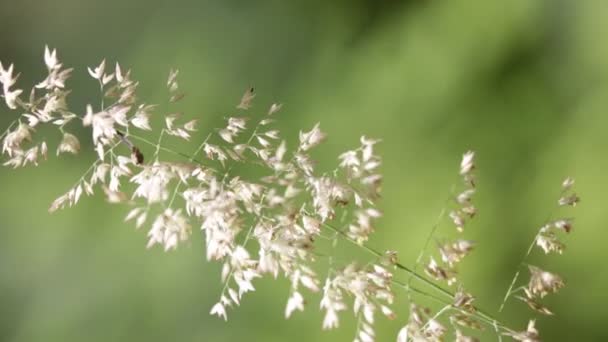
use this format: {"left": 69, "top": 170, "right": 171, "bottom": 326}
{"left": 0, "top": 47, "right": 580, "bottom": 342}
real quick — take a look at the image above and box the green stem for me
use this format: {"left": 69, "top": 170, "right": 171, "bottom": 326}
{"left": 128, "top": 133, "right": 210, "bottom": 167}
{"left": 318, "top": 220, "right": 512, "bottom": 333}
{"left": 166, "top": 133, "right": 213, "bottom": 208}
{"left": 319, "top": 219, "right": 453, "bottom": 300}
{"left": 392, "top": 278, "right": 512, "bottom": 334}
{"left": 498, "top": 188, "right": 567, "bottom": 312}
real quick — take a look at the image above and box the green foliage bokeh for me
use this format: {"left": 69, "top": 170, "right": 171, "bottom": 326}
{"left": 1, "top": 0, "right": 606, "bottom": 341}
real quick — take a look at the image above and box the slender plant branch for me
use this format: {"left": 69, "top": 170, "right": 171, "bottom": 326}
{"left": 498, "top": 188, "right": 567, "bottom": 312}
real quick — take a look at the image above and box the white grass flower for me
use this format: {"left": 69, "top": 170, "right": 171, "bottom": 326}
{"left": 57, "top": 133, "right": 80, "bottom": 155}
{"left": 210, "top": 302, "right": 227, "bottom": 321}
{"left": 228, "top": 246, "right": 260, "bottom": 295}
{"left": 102, "top": 185, "right": 127, "bottom": 204}
{"left": 115, "top": 63, "right": 124, "bottom": 83}
{"left": 438, "top": 239, "right": 475, "bottom": 267}
{"left": 228, "top": 117, "right": 247, "bottom": 133}
{"left": 516, "top": 295, "right": 554, "bottom": 316}
{"left": 527, "top": 265, "right": 564, "bottom": 298}
{"left": 339, "top": 150, "right": 359, "bottom": 170}
{"left": 0, "top": 62, "right": 17, "bottom": 87}
{"left": 125, "top": 207, "right": 148, "bottom": 229}
{"left": 3, "top": 123, "right": 32, "bottom": 157}
{"left": 562, "top": 177, "right": 575, "bottom": 190}
{"left": 167, "top": 69, "right": 179, "bottom": 92}
{"left": 320, "top": 278, "right": 346, "bottom": 330}
{"left": 425, "top": 257, "right": 457, "bottom": 286}
{"left": 87, "top": 59, "right": 106, "bottom": 80}
{"left": 83, "top": 105, "right": 116, "bottom": 145}
{"left": 535, "top": 219, "right": 572, "bottom": 254}
{"left": 285, "top": 291, "right": 305, "bottom": 318}
{"left": 558, "top": 193, "right": 580, "bottom": 206}
{"left": 44, "top": 45, "right": 59, "bottom": 70}
{"left": 3, "top": 88, "right": 22, "bottom": 109}
{"left": 460, "top": 151, "right": 475, "bottom": 175}
{"left": 165, "top": 114, "right": 192, "bottom": 140}
{"left": 452, "top": 287, "right": 476, "bottom": 312}
{"left": 40, "top": 141, "right": 48, "bottom": 161}
{"left": 237, "top": 87, "right": 255, "bottom": 110}
{"left": 109, "top": 105, "right": 130, "bottom": 127}
{"left": 268, "top": 103, "right": 282, "bottom": 115}
{"left": 504, "top": 320, "right": 540, "bottom": 342}
{"left": 552, "top": 218, "right": 573, "bottom": 233}
{"left": 536, "top": 232, "right": 565, "bottom": 254}
{"left": 398, "top": 304, "right": 446, "bottom": 342}
{"left": 48, "top": 184, "right": 85, "bottom": 212}
{"left": 131, "top": 163, "right": 175, "bottom": 204}
{"left": 456, "top": 189, "right": 475, "bottom": 204}
{"left": 302, "top": 215, "right": 321, "bottom": 235}
{"left": 147, "top": 208, "right": 191, "bottom": 251}
{"left": 22, "top": 145, "right": 40, "bottom": 166}
{"left": 36, "top": 46, "right": 72, "bottom": 90}
{"left": 449, "top": 210, "right": 466, "bottom": 232}
{"left": 0, "top": 62, "right": 22, "bottom": 108}
{"left": 184, "top": 119, "right": 198, "bottom": 132}
{"left": 131, "top": 104, "right": 155, "bottom": 130}
{"left": 219, "top": 129, "right": 234, "bottom": 143}
{"left": 101, "top": 72, "right": 114, "bottom": 86}
{"left": 299, "top": 123, "right": 326, "bottom": 151}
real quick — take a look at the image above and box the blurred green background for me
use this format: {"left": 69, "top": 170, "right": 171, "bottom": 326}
{"left": 1, "top": 0, "right": 607, "bottom": 341}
